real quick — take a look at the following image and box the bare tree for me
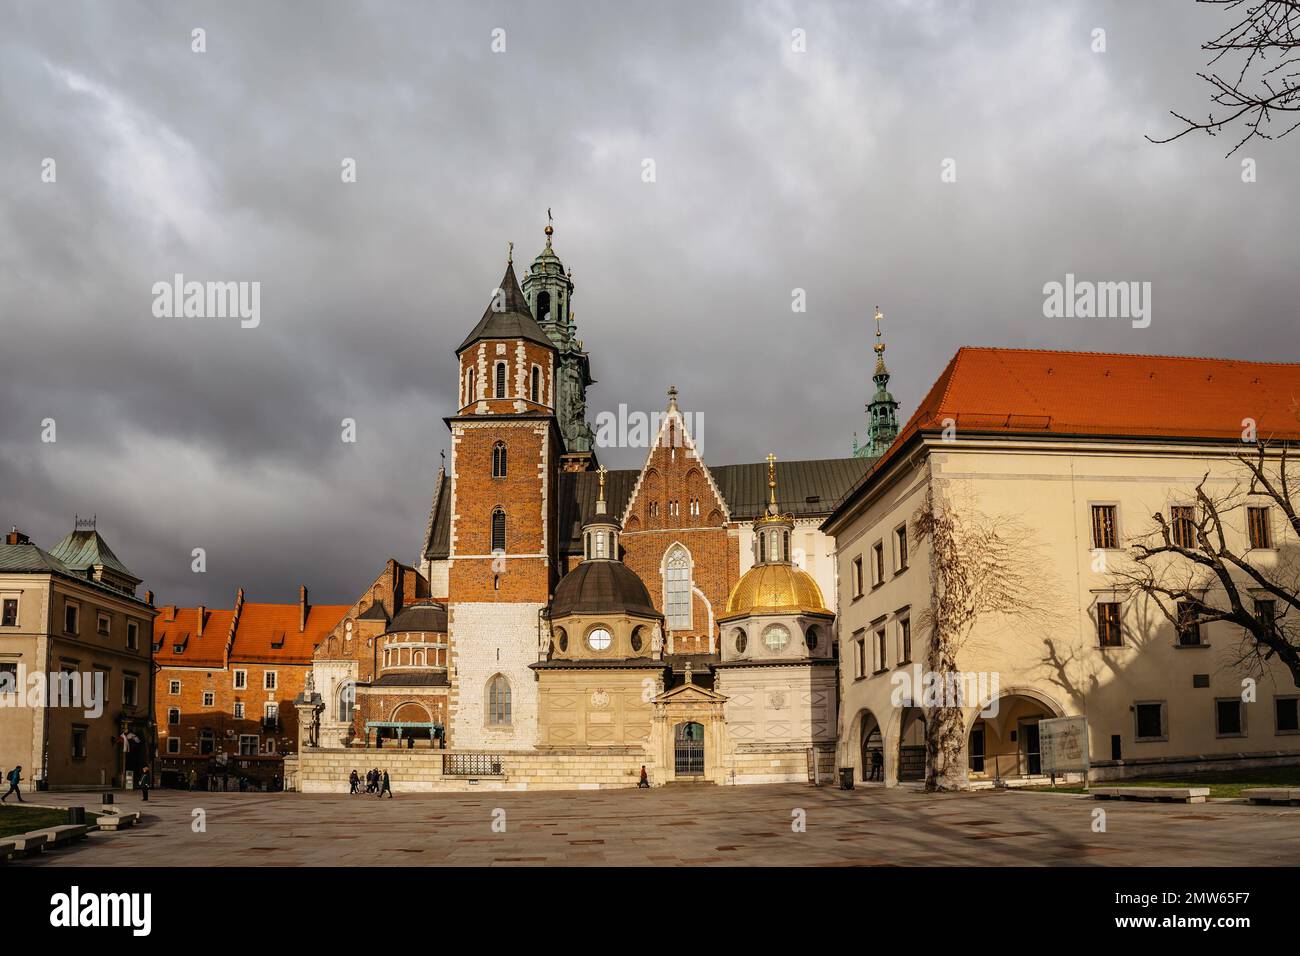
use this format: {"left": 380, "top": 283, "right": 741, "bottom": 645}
{"left": 1149, "top": 0, "right": 1300, "bottom": 154}
{"left": 911, "top": 480, "right": 1055, "bottom": 791}
{"left": 1115, "top": 442, "right": 1300, "bottom": 687}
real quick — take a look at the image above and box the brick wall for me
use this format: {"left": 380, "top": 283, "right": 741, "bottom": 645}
{"left": 157, "top": 660, "right": 306, "bottom": 758}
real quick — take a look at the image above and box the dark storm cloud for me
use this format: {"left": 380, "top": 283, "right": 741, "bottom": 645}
{"left": 1, "top": 0, "right": 1295, "bottom": 606}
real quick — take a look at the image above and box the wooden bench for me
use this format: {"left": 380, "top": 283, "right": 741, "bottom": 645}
{"left": 1092, "top": 786, "right": 1209, "bottom": 804}
{"left": 1242, "top": 787, "right": 1300, "bottom": 806}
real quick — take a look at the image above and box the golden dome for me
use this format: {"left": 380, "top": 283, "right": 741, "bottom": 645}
{"left": 723, "top": 563, "right": 831, "bottom": 618}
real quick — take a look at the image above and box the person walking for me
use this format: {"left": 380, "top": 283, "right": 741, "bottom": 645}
{"left": 637, "top": 765, "right": 650, "bottom": 788}
{"left": 378, "top": 769, "right": 393, "bottom": 799}
{"left": 349, "top": 769, "right": 360, "bottom": 794}
{"left": 2, "top": 765, "right": 23, "bottom": 802}
{"left": 869, "top": 748, "right": 884, "bottom": 782}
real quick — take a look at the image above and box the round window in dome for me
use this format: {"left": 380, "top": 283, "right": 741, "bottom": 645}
{"left": 734, "top": 629, "right": 747, "bottom": 654}
{"left": 588, "top": 627, "right": 612, "bottom": 651}
{"left": 763, "top": 624, "right": 790, "bottom": 651}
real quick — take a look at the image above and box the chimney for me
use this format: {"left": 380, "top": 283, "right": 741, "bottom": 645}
{"left": 5, "top": 528, "right": 30, "bottom": 546}
{"left": 196, "top": 605, "right": 206, "bottom": 637}
{"left": 299, "top": 585, "right": 309, "bottom": 632}
{"left": 163, "top": 605, "right": 176, "bottom": 622}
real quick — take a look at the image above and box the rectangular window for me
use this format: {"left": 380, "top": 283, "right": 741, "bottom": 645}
{"left": 169, "top": 679, "right": 181, "bottom": 695}
{"left": 1256, "top": 598, "right": 1277, "bottom": 632}
{"left": 265, "top": 702, "right": 279, "bottom": 720}
{"left": 233, "top": 701, "right": 245, "bottom": 719}
{"left": 64, "top": 602, "right": 79, "bottom": 635}
{"left": 166, "top": 737, "right": 180, "bottom": 754}
{"left": 202, "top": 690, "right": 214, "bottom": 708}
{"left": 97, "top": 612, "right": 111, "bottom": 636}
{"left": 122, "top": 674, "right": 138, "bottom": 707}
{"left": 1216, "top": 699, "right": 1245, "bottom": 737}
{"left": 71, "top": 725, "right": 87, "bottom": 759}
{"left": 233, "top": 669, "right": 247, "bottom": 690}
{"left": 895, "top": 525, "right": 908, "bottom": 571}
{"left": 898, "top": 617, "right": 912, "bottom": 664}
{"left": 494, "top": 361, "right": 507, "bottom": 398}
{"left": 1134, "top": 701, "right": 1167, "bottom": 741}
{"left": 1091, "top": 505, "right": 1118, "bottom": 550}
{"left": 851, "top": 557, "right": 864, "bottom": 599}
{"left": 1097, "top": 602, "right": 1123, "bottom": 647}
{"left": 168, "top": 707, "right": 180, "bottom": 726}
{"left": 1171, "top": 505, "right": 1195, "bottom": 549}
{"left": 1248, "top": 506, "right": 1272, "bottom": 549}
{"left": 238, "top": 734, "right": 259, "bottom": 756}
{"left": 1176, "top": 602, "right": 1203, "bottom": 646}
{"left": 1276, "top": 697, "right": 1299, "bottom": 734}
{"left": 0, "top": 661, "right": 17, "bottom": 693}
{"left": 872, "top": 542, "right": 885, "bottom": 586}
{"left": 264, "top": 671, "right": 277, "bottom": 691}
{"left": 1, "top": 598, "right": 17, "bottom": 627}
{"left": 853, "top": 630, "right": 866, "bottom": 679}
{"left": 126, "top": 620, "right": 139, "bottom": 650}
{"left": 873, "top": 627, "right": 887, "bottom": 673}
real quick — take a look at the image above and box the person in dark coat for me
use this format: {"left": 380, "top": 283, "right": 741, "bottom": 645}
{"left": 349, "top": 770, "right": 360, "bottom": 794}
{"left": 1, "top": 765, "right": 22, "bottom": 802}
{"left": 869, "top": 748, "right": 884, "bottom": 782}
{"left": 139, "top": 765, "right": 151, "bottom": 801}
{"left": 378, "top": 769, "right": 393, "bottom": 798}
{"left": 638, "top": 765, "right": 650, "bottom": 788}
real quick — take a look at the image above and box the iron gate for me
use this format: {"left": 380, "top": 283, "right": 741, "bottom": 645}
{"left": 674, "top": 722, "right": 704, "bottom": 776}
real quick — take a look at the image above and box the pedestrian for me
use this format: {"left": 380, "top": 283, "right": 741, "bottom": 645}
{"left": 349, "top": 769, "right": 360, "bottom": 794}
{"left": 140, "top": 765, "right": 151, "bottom": 801}
{"left": 378, "top": 769, "right": 393, "bottom": 799}
{"left": 2, "top": 765, "right": 23, "bottom": 802}
{"left": 637, "top": 765, "right": 650, "bottom": 788}
{"left": 869, "top": 748, "right": 884, "bottom": 782}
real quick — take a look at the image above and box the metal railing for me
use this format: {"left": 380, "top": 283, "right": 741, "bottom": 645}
{"left": 442, "top": 753, "right": 505, "bottom": 777}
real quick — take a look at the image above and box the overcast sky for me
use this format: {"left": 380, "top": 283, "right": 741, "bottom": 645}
{"left": 1, "top": 0, "right": 1295, "bottom": 607}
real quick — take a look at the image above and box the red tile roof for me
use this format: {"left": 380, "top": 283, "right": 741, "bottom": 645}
{"left": 827, "top": 347, "right": 1300, "bottom": 525}
{"left": 231, "top": 603, "right": 350, "bottom": 663}
{"left": 152, "top": 601, "right": 348, "bottom": 667}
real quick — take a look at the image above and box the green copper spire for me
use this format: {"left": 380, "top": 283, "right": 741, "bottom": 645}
{"left": 521, "top": 211, "right": 595, "bottom": 454}
{"left": 853, "top": 305, "right": 900, "bottom": 459}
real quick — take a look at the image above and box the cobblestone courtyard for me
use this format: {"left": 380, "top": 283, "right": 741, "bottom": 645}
{"left": 16, "top": 784, "right": 1300, "bottom": 867}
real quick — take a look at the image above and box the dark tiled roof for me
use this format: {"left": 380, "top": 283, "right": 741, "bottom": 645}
{"left": 550, "top": 560, "right": 660, "bottom": 619}
{"left": 456, "top": 261, "right": 555, "bottom": 354}
{"left": 387, "top": 602, "right": 448, "bottom": 634}
{"left": 369, "top": 670, "right": 450, "bottom": 687}
{"left": 711, "top": 458, "right": 873, "bottom": 519}
{"left": 358, "top": 602, "right": 389, "bottom": 622}
{"left": 424, "top": 457, "right": 875, "bottom": 561}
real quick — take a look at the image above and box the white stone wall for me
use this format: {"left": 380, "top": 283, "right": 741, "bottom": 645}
{"left": 426, "top": 559, "right": 449, "bottom": 599}
{"left": 449, "top": 602, "right": 544, "bottom": 750}
{"left": 313, "top": 660, "right": 359, "bottom": 748}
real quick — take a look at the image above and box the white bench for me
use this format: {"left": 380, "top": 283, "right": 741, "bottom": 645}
{"left": 34, "top": 824, "right": 90, "bottom": 846}
{"left": 0, "top": 837, "right": 18, "bottom": 862}
{"left": 96, "top": 811, "right": 140, "bottom": 831}
{"left": 1092, "top": 786, "right": 1209, "bottom": 803}
{"left": 9, "top": 831, "right": 50, "bottom": 854}
{"left": 1242, "top": 787, "right": 1300, "bottom": 806}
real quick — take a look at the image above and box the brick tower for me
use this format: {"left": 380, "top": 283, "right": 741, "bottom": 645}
{"left": 446, "top": 251, "right": 561, "bottom": 749}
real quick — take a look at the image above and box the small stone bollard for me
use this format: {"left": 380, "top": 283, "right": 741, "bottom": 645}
{"left": 101, "top": 792, "right": 114, "bottom": 805}
{"left": 68, "top": 806, "right": 86, "bottom": 825}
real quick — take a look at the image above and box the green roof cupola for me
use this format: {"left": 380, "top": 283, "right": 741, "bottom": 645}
{"left": 853, "top": 306, "right": 900, "bottom": 459}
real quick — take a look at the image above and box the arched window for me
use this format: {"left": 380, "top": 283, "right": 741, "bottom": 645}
{"left": 487, "top": 674, "right": 512, "bottom": 726}
{"left": 759, "top": 532, "right": 766, "bottom": 563}
{"left": 537, "top": 291, "right": 551, "bottom": 321}
{"left": 494, "top": 361, "right": 507, "bottom": 398}
{"left": 491, "top": 508, "right": 506, "bottom": 552}
{"left": 664, "top": 546, "right": 692, "bottom": 630}
{"left": 492, "top": 441, "right": 507, "bottom": 478}
{"left": 338, "top": 681, "right": 355, "bottom": 724}
{"left": 531, "top": 365, "right": 541, "bottom": 403}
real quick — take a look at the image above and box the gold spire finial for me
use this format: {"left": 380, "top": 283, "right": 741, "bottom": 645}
{"left": 544, "top": 207, "right": 554, "bottom": 241}
{"left": 873, "top": 305, "right": 887, "bottom": 372}
{"left": 766, "top": 452, "right": 778, "bottom": 510}
{"left": 597, "top": 464, "right": 607, "bottom": 502}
